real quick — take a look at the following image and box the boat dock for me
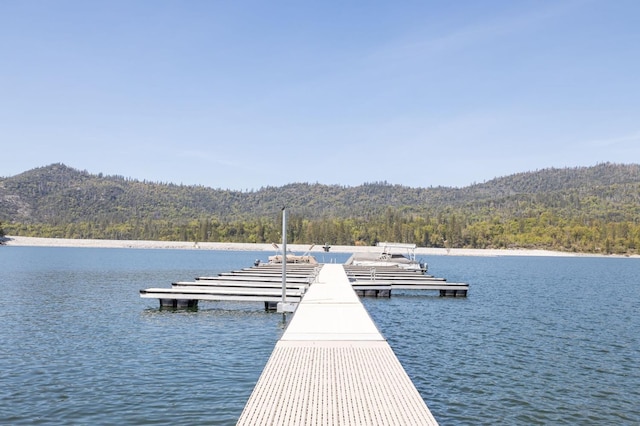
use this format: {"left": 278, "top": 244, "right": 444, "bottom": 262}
{"left": 345, "top": 265, "right": 469, "bottom": 297}
{"left": 139, "top": 261, "right": 468, "bottom": 309}
{"left": 139, "top": 256, "right": 465, "bottom": 423}
{"left": 139, "top": 264, "right": 319, "bottom": 309}
{"left": 236, "top": 264, "right": 439, "bottom": 425}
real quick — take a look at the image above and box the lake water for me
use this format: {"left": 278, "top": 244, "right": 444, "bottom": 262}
{"left": 1, "top": 247, "right": 638, "bottom": 425}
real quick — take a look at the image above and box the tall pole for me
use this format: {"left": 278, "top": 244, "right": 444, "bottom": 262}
{"left": 281, "top": 207, "right": 287, "bottom": 303}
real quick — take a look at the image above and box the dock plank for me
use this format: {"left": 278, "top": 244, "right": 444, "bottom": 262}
{"left": 237, "top": 264, "right": 438, "bottom": 425}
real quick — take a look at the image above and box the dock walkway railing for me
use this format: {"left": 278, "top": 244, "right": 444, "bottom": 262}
{"left": 237, "top": 264, "right": 439, "bottom": 425}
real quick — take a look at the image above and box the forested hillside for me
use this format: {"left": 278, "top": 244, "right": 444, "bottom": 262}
{"left": 1, "top": 163, "right": 639, "bottom": 254}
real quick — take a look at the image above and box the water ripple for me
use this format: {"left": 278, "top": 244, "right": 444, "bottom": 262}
{"left": 1, "top": 249, "right": 638, "bottom": 424}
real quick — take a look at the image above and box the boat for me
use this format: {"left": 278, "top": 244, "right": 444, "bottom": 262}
{"left": 345, "top": 242, "right": 427, "bottom": 273}
{"left": 267, "top": 243, "right": 319, "bottom": 265}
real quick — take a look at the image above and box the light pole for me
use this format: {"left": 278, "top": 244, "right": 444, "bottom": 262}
{"left": 281, "top": 206, "right": 287, "bottom": 304}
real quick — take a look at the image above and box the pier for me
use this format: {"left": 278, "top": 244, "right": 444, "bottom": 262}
{"left": 236, "top": 264, "right": 439, "bottom": 425}
{"left": 139, "top": 261, "right": 468, "bottom": 309}
{"left": 139, "top": 214, "right": 464, "bottom": 424}
{"left": 140, "top": 264, "right": 318, "bottom": 309}
{"left": 345, "top": 265, "right": 469, "bottom": 297}
{"left": 139, "top": 257, "right": 463, "bottom": 423}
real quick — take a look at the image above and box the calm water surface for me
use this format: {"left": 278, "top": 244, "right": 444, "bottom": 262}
{"left": 1, "top": 247, "right": 638, "bottom": 425}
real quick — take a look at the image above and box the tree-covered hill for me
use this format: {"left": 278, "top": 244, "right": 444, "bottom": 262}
{"left": 1, "top": 162, "right": 639, "bottom": 254}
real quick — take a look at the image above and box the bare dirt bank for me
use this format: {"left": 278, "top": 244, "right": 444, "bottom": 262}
{"left": 5, "top": 235, "right": 636, "bottom": 258}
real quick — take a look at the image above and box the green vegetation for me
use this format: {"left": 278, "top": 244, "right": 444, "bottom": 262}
{"left": 1, "top": 163, "right": 640, "bottom": 255}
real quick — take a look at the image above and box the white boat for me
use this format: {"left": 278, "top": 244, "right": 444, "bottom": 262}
{"left": 267, "top": 244, "right": 319, "bottom": 265}
{"left": 346, "top": 242, "right": 427, "bottom": 273}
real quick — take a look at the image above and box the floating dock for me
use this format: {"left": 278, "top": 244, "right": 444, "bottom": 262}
{"left": 345, "top": 265, "right": 469, "bottom": 297}
{"left": 139, "top": 256, "right": 466, "bottom": 423}
{"left": 139, "top": 261, "right": 467, "bottom": 309}
{"left": 139, "top": 264, "right": 319, "bottom": 309}
{"left": 236, "top": 264, "right": 439, "bottom": 425}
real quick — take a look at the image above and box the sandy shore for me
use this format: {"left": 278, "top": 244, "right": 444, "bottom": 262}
{"left": 4, "top": 235, "right": 633, "bottom": 258}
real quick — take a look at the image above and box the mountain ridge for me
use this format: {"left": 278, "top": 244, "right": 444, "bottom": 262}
{"left": 2, "top": 162, "right": 639, "bottom": 254}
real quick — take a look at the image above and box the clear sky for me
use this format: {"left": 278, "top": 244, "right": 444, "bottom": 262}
{"left": 2, "top": 0, "right": 639, "bottom": 190}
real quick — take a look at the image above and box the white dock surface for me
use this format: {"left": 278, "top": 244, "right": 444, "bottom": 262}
{"left": 237, "top": 264, "right": 438, "bottom": 425}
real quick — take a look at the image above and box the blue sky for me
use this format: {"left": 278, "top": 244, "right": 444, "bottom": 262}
{"left": 2, "top": 0, "right": 639, "bottom": 189}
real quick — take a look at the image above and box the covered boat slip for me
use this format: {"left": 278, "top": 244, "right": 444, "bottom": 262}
{"left": 237, "top": 264, "right": 439, "bottom": 426}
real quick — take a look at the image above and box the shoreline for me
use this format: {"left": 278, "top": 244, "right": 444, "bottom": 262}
{"left": 4, "top": 235, "right": 637, "bottom": 258}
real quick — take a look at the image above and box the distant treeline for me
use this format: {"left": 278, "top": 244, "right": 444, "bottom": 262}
{"left": 5, "top": 209, "right": 639, "bottom": 255}
{"left": 2, "top": 162, "right": 640, "bottom": 255}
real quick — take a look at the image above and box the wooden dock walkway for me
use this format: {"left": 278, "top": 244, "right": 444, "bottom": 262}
{"left": 237, "top": 264, "right": 439, "bottom": 425}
